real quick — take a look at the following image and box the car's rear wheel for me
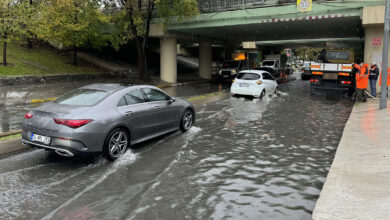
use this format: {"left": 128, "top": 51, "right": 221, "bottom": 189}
{"left": 274, "top": 86, "right": 279, "bottom": 94}
{"left": 180, "top": 109, "right": 194, "bottom": 132}
{"left": 260, "top": 90, "right": 266, "bottom": 99}
{"left": 103, "top": 128, "right": 129, "bottom": 161}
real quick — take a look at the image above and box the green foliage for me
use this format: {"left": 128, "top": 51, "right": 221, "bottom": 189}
{"left": 110, "top": 0, "right": 199, "bottom": 48}
{"left": 294, "top": 48, "right": 323, "bottom": 61}
{"left": 37, "top": 0, "right": 111, "bottom": 49}
{"left": 156, "top": 0, "right": 199, "bottom": 24}
{"left": 0, "top": 0, "right": 29, "bottom": 43}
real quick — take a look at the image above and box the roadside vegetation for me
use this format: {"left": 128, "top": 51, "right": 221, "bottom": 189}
{"left": 0, "top": 134, "right": 21, "bottom": 142}
{"left": 0, "top": 0, "right": 199, "bottom": 80}
{"left": 0, "top": 42, "right": 103, "bottom": 76}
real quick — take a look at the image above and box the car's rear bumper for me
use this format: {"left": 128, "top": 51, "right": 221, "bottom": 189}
{"left": 310, "top": 85, "right": 350, "bottom": 92}
{"left": 22, "top": 139, "right": 77, "bottom": 157}
{"left": 231, "top": 87, "right": 262, "bottom": 97}
{"left": 21, "top": 129, "right": 101, "bottom": 155}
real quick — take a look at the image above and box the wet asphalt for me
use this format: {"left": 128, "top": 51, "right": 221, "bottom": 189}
{"left": 0, "top": 73, "right": 353, "bottom": 219}
{"left": 0, "top": 80, "right": 228, "bottom": 133}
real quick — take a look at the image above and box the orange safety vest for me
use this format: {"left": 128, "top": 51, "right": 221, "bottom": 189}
{"left": 379, "top": 67, "right": 390, "bottom": 86}
{"left": 353, "top": 64, "right": 369, "bottom": 89}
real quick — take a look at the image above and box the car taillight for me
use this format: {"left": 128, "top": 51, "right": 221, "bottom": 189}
{"left": 54, "top": 118, "right": 93, "bottom": 128}
{"left": 310, "top": 79, "right": 320, "bottom": 84}
{"left": 256, "top": 81, "right": 262, "bottom": 85}
{"left": 25, "top": 113, "right": 33, "bottom": 119}
{"left": 341, "top": 81, "right": 352, "bottom": 84}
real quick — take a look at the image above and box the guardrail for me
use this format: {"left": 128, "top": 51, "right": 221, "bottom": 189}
{"left": 197, "top": 0, "right": 378, "bottom": 13}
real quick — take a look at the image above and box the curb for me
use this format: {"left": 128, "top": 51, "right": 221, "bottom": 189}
{"left": 0, "top": 71, "right": 135, "bottom": 87}
{"left": 156, "top": 80, "right": 211, "bottom": 89}
{"left": 0, "top": 130, "right": 22, "bottom": 138}
{"left": 0, "top": 89, "right": 227, "bottom": 158}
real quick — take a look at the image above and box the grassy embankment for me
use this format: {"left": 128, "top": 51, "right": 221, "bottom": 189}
{"left": 0, "top": 42, "right": 103, "bottom": 77}
{"left": 0, "top": 134, "right": 21, "bottom": 142}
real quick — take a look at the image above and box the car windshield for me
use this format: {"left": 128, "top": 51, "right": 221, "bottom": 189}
{"left": 303, "top": 62, "right": 310, "bottom": 67}
{"left": 222, "top": 61, "right": 240, "bottom": 68}
{"left": 263, "top": 61, "right": 275, "bottom": 66}
{"left": 53, "top": 89, "right": 109, "bottom": 106}
{"left": 236, "top": 72, "right": 260, "bottom": 80}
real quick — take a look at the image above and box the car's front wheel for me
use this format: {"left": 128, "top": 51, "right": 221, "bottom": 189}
{"left": 180, "top": 109, "right": 194, "bottom": 132}
{"left": 103, "top": 128, "right": 129, "bottom": 161}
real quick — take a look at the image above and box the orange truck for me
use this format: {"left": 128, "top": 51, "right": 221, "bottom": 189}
{"left": 309, "top": 49, "right": 355, "bottom": 93}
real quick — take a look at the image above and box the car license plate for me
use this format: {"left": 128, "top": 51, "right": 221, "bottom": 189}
{"left": 223, "top": 75, "right": 230, "bottom": 78}
{"left": 31, "top": 133, "right": 51, "bottom": 145}
{"left": 239, "top": 83, "right": 249, "bottom": 87}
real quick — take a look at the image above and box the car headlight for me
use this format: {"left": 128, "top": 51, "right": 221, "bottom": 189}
{"left": 218, "top": 70, "right": 222, "bottom": 75}
{"left": 232, "top": 70, "right": 236, "bottom": 74}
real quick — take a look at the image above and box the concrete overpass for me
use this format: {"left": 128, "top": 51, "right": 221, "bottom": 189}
{"left": 150, "top": 0, "right": 386, "bottom": 83}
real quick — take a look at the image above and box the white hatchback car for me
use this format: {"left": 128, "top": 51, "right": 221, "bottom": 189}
{"left": 230, "top": 70, "right": 278, "bottom": 98}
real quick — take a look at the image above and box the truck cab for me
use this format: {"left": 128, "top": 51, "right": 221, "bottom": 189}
{"left": 262, "top": 60, "right": 279, "bottom": 70}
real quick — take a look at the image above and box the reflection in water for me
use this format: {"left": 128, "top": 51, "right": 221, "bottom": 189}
{"left": 0, "top": 80, "right": 352, "bottom": 219}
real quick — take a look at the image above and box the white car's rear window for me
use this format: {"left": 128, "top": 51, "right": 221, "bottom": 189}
{"left": 236, "top": 72, "right": 260, "bottom": 80}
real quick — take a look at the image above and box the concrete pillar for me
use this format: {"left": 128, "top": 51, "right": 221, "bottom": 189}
{"left": 199, "top": 41, "right": 212, "bottom": 79}
{"left": 160, "top": 36, "right": 177, "bottom": 83}
{"left": 364, "top": 25, "right": 386, "bottom": 69}
{"left": 363, "top": 6, "right": 389, "bottom": 94}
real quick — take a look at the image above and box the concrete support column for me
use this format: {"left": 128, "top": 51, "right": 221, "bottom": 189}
{"left": 364, "top": 25, "right": 390, "bottom": 93}
{"left": 199, "top": 41, "right": 212, "bottom": 79}
{"left": 160, "top": 36, "right": 177, "bottom": 83}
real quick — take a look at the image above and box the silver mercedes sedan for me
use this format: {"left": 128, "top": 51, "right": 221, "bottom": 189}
{"left": 22, "top": 84, "right": 195, "bottom": 160}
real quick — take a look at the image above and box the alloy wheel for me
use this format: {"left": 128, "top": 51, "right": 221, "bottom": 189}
{"left": 108, "top": 131, "right": 128, "bottom": 158}
{"left": 182, "top": 110, "right": 193, "bottom": 130}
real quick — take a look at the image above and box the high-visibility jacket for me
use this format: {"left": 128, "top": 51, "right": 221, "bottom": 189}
{"left": 369, "top": 65, "right": 379, "bottom": 80}
{"left": 353, "top": 63, "right": 369, "bottom": 89}
{"left": 379, "top": 67, "right": 390, "bottom": 86}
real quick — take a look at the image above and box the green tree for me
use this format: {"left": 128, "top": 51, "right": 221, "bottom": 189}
{"left": 110, "top": 0, "right": 198, "bottom": 81}
{"left": 294, "top": 48, "right": 323, "bottom": 61}
{"left": 38, "top": 0, "right": 111, "bottom": 65}
{"left": 26, "top": 0, "right": 41, "bottom": 48}
{"left": 0, "top": 0, "right": 29, "bottom": 66}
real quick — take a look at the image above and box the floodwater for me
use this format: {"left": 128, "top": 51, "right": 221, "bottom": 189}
{"left": 0, "top": 81, "right": 228, "bottom": 133}
{"left": 0, "top": 79, "right": 353, "bottom": 219}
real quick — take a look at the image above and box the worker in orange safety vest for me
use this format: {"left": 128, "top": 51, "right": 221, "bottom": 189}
{"left": 352, "top": 63, "right": 369, "bottom": 102}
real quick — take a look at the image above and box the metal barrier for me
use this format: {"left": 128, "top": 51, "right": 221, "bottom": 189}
{"left": 197, "top": 0, "right": 364, "bottom": 13}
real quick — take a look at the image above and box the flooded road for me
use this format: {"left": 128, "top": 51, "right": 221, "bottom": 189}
{"left": 0, "top": 81, "right": 228, "bottom": 133}
{"left": 0, "top": 79, "right": 353, "bottom": 219}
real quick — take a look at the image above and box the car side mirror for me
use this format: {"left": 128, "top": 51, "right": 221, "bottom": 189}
{"left": 169, "top": 97, "right": 175, "bottom": 103}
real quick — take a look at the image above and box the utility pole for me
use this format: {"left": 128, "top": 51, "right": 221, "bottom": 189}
{"left": 380, "top": 0, "right": 390, "bottom": 109}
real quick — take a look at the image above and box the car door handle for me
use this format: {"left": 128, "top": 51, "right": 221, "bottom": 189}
{"left": 126, "top": 111, "right": 134, "bottom": 116}
{"left": 153, "top": 106, "right": 161, "bottom": 111}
